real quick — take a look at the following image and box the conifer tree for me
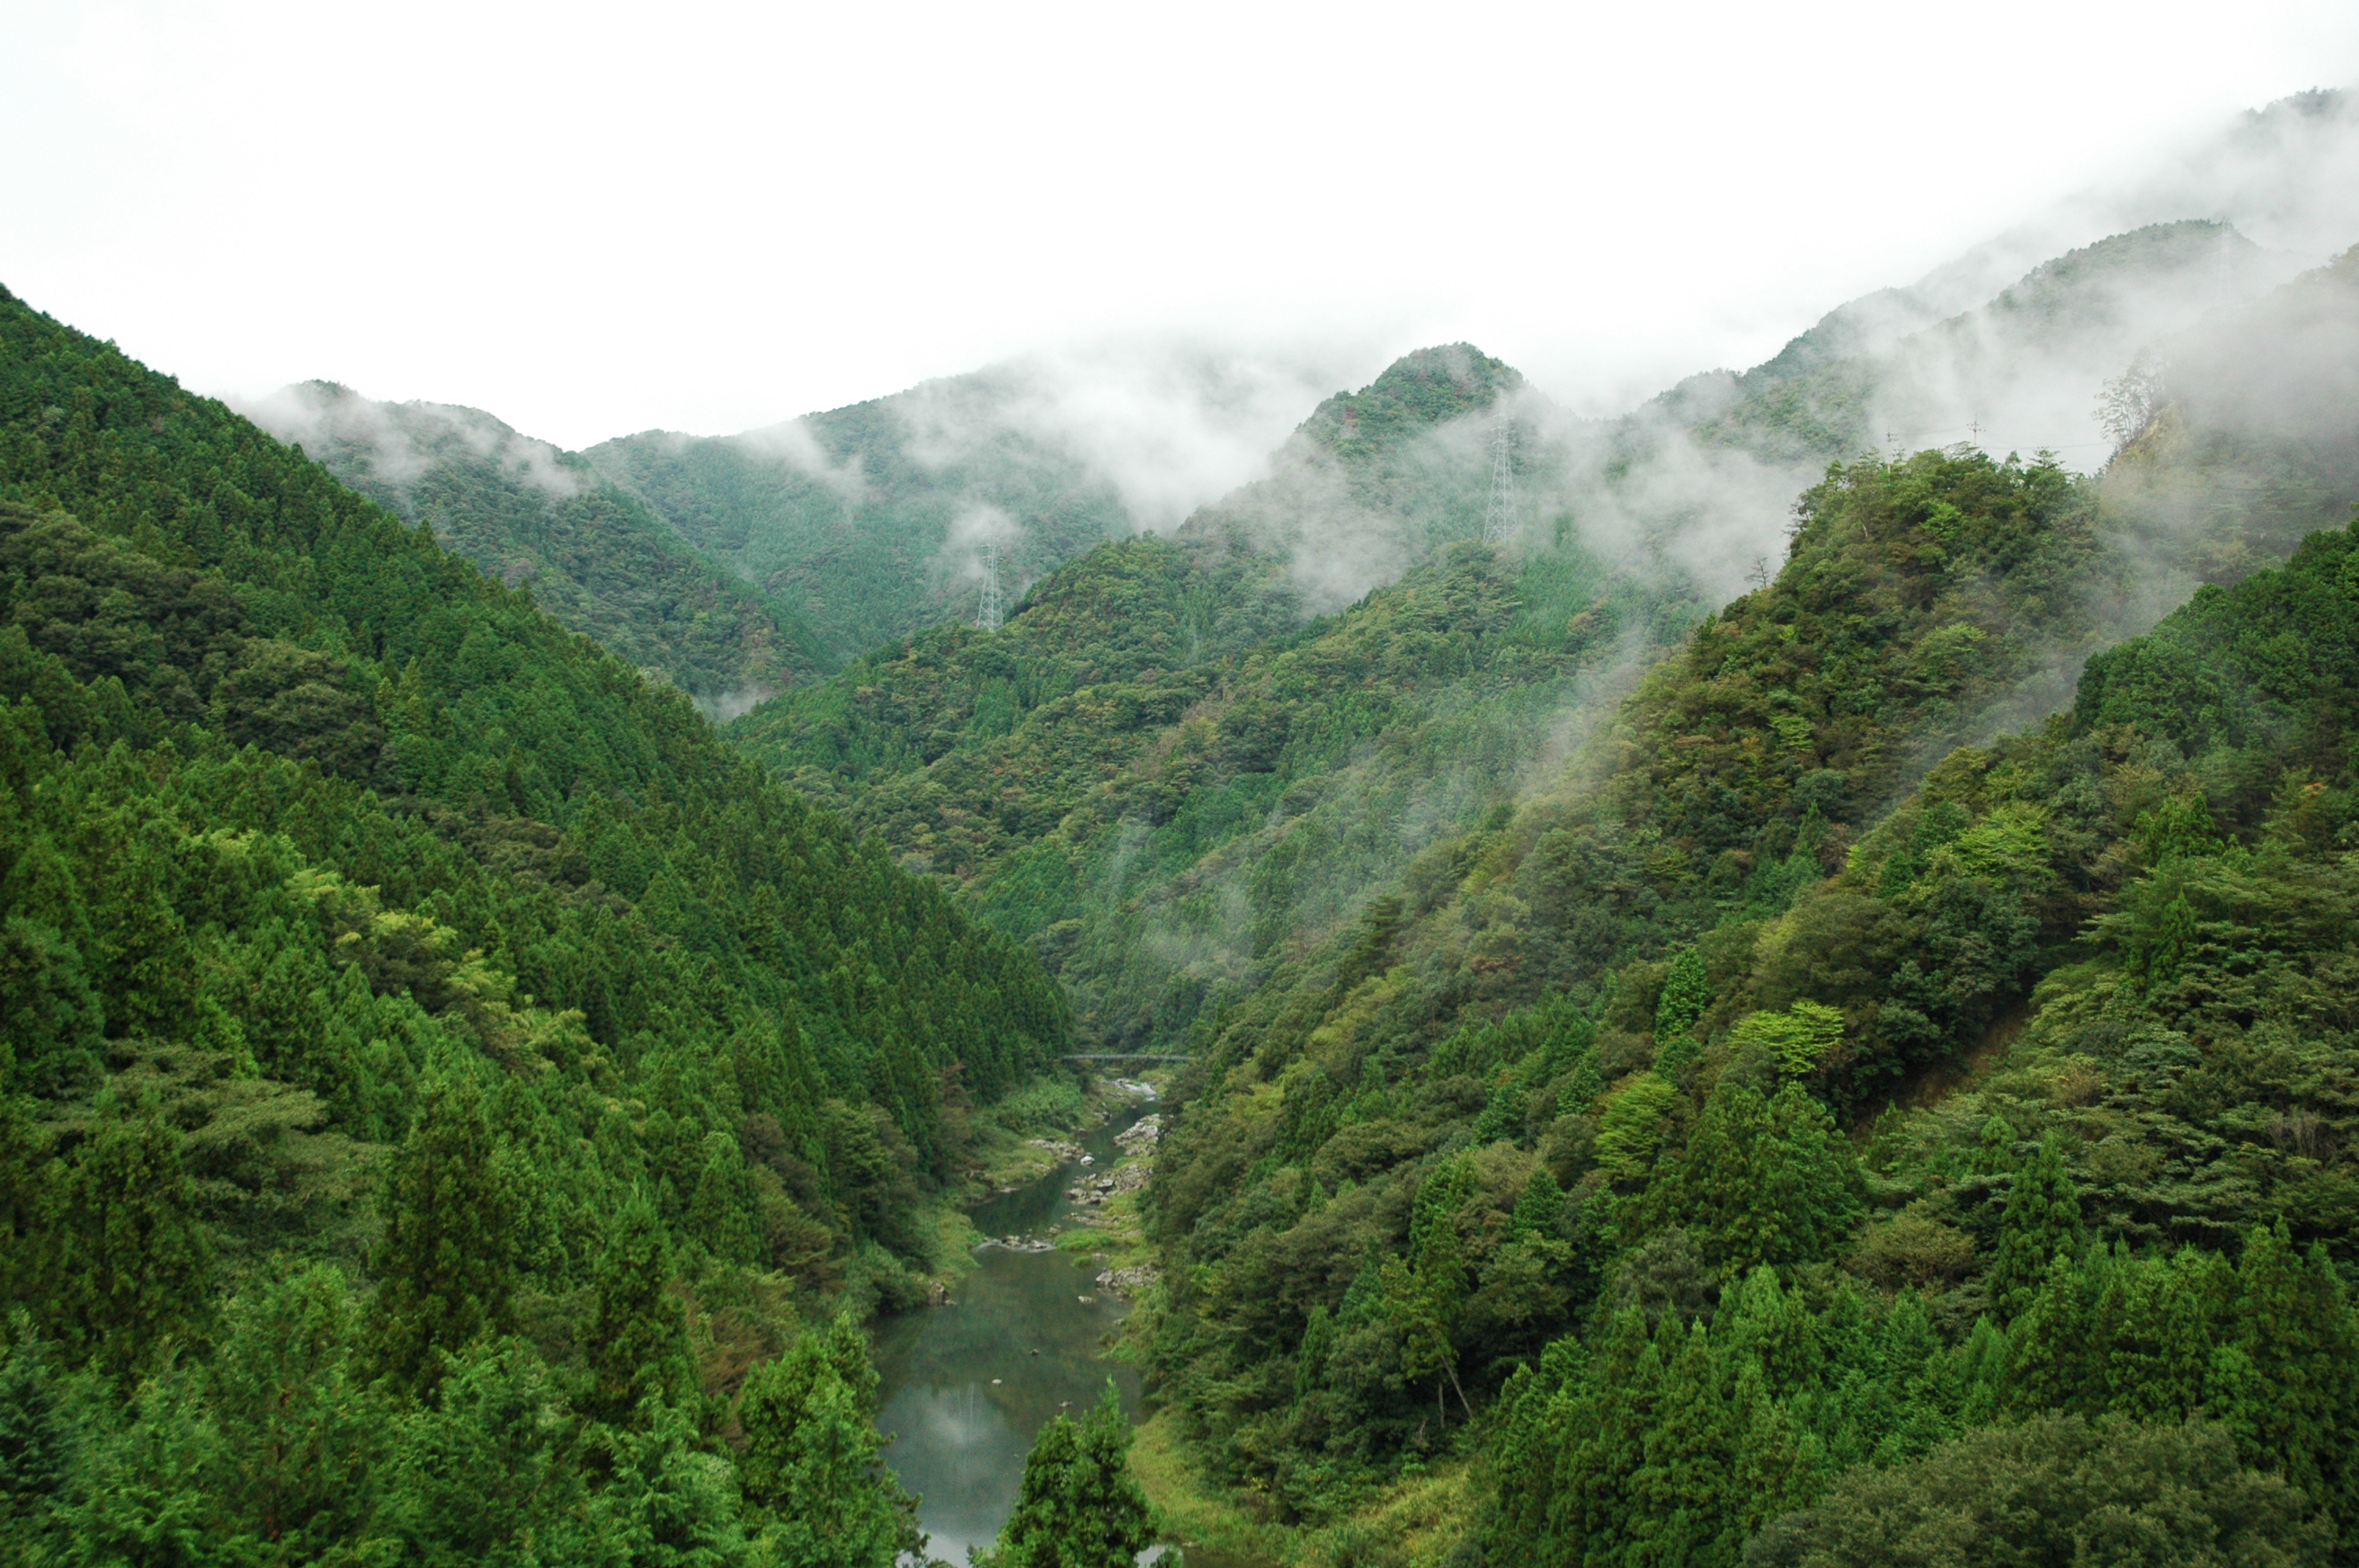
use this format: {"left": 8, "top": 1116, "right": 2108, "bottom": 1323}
{"left": 585, "top": 1193, "right": 695, "bottom": 1427}
{"left": 1510, "top": 1166, "right": 1566, "bottom": 1240}
{"left": 1383, "top": 1158, "right": 1474, "bottom": 1421}
{"left": 0, "top": 1312, "right": 67, "bottom": 1542}
{"left": 212, "top": 1265, "right": 382, "bottom": 1552}
{"left": 1666, "top": 1080, "right": 1856, "bottom": 1278}
{"left": 55, "top": 1090, "right": 209, "bottom": 1375}
{"left": 367, "top": 1066, "right": 514, "bottom": 1394}
{"left": 980, "top": 1383, "right": 1154, "bottom": 1568}
{"left": 1988, "top": 1133, "right": 2082, "bottom": 1318}
{"left": 388, "top": 1339, "right": 585, "bottom": 1561}
{"left": 2225, "top": 1221, "right": 2359, "bottom": 1544}
{"left": 1626, "top": 1319, "right": 1734, "bottom": 1563}
{"left": 737, "top": 1317, "right": 918, "bottom": 1568}
{"left": 2005, "top": 1251, "right": 2097, "bottom": 1417}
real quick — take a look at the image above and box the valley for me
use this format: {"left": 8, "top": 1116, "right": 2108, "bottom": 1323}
{"left": 6, "top": 82, "right": 2359, "bottom": 1568}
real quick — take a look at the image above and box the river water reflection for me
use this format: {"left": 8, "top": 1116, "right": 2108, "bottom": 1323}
{"left": 871, "top": 1104, "right": 1146, "bottom": 1565}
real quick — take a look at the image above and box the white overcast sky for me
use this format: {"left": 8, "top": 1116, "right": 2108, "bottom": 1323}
{"left": 5, "top": 0, "right": 2358, "bottom": 452}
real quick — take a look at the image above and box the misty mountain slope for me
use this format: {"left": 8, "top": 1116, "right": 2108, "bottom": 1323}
{"left": 2100, "top": 241, "right": 2359, "bottom": 588}
{"left": 242, "top": 381, "right": 825, "bottom": 706}
{"left": 729, "top": 346, "right": 1536, "bottom": 815}
{"left": 1136, "top": 448, "right": 2359, "bottom": 1534}
{"left": 587, "top": 369, "right": 1136, "bottom": 662}
{"left": 0, "top": 285, "right": 1082, "bottom": 1555}
{"left": 1478, "top": 510, "right": 2359, "bottom": 1567}
{"left": 1666, "top": 220, "right": 2302, "bottom": 468}
{"left": 726, "top": 345, "right": 1710, "bottom": 1051}
{"left": 732, "top": 526, "right": 1309, "bottom": 818}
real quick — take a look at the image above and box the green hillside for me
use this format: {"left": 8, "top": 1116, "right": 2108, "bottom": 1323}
{"left": 1663, "top": 220, "right": 2297, "bottom": 466}
{"left": 725, "top": 346, "right": 1693, "bottom": 1053}
{"left": 588, "top": 368, "right": 1135, "bottom": 662}
{"left": 248, "top": 380, "right": 827, "bottom": 706}
{"left": 1141, "top": 454, "right": 2359, "bottom": 1556}
{"left": 0, "top": 285, "right": 1067, "bottom": 1557}
{"left": 1114, "top": 260, "right": 2359, "bottom": 1561}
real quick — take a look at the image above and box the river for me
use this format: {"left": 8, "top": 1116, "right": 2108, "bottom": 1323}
{"left": 871, "top": 1099, "right": 1150, "bottom": 1565}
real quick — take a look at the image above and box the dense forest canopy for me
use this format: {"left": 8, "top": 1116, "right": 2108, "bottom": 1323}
{"left": 1133, "top": 434, "right": 2359, "bottom": 1559}
{"left": 245, "top": 380, "right": 828, "bottom": 706}
{"left": 587, "top": 372, "right": 1136, "bottom": 665}
{"left": 729, "top": 347, "right": 1707, "bottom": 1060}
{"left": 0, "top": 282, "right": 1072, "bottom": 1559}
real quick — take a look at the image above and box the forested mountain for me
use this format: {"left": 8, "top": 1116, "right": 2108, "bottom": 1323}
{"left": 1125, "top": 258, "right": 2359, "bottom": 1562}
{"left": 587, "top": 368, "right": 1136, "bottom": 663}
{"left": 709, "top": 226, "right": 2359, "bottom": 1560}
{"left": 0, "top": 283, "right": 1069, "bottom": 1556}
{"left": 732, "top": 246, "right": 2359, "bottom": 1078}
{"left": 242, "top": 381, "right": 827, "bottom": 712}
{"left": 729, "top": 347, "right": 1707, "bottom": 1053}
{"left": 1652, "top": 219, "right": 2304, "bottom": 470}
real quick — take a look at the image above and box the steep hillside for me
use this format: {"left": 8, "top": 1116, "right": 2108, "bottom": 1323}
{"left": 0, "top": 285, "right": 1066, "bottom": 1555}
{"left": 2101, "top": 241, "right": 2359, "bottom": 587}
{"left": 1480, "top": 509, "right": 2359, "bottom": 1567}
{"left": 1663, "top": 220, "right": 2302, "bottom": 467}
{"left": 245, "top": 381, "right": 825, "bottom": 706}
{"left": 729, "top": 347, "right": 1702, "bottom": 1052}
{"left": 588, "top": 368, "right": 1134, "bottom": 662}
{"left": 1139, "top": 437, "right": 2359, "bottom": 1555}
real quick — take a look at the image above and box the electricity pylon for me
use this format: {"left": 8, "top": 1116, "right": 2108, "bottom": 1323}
{"left": 1481, "top": 412, "right": 1514, "bottom": 546}
{"left": 976, "top": 541, "right": 1004, "bottom": 632}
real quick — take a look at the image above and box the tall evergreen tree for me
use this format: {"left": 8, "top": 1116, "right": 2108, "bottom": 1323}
{"left": 368, "top": 1066, "right": 515, "bottom": 1394}
{"left": 53, "top": 1090, "right": 210, "bottom": 1375}
{"left": 1988, "top": 1133, "right": 2083, "bottom": 1318}
{"left": 980, "top": 1383, "right": 1154, "bottom": 1568}
{"left": 1662, "top": 1080, "right": 1857, "bottom": 1279}
{"left": 584, "top": 1193, "right": 695, "bottom": 1428}
{"left": 0, "top": 1312, "right": 68, "bottom": 1545}
{"left": 2223, "top": 1221, "right": 2359, "bottom": 1548}
{"left": 736, "top": 1317, "right": 918, "bottom": 1568}
{"left": 212, "top": 1265, "right": 383, "bottom": 1553}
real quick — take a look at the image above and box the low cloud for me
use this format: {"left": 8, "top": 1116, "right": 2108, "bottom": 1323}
{"left": 890, "top": 342, "right": 1362, "bottom": 534}
{"left": 240, "top": 381, "right": 586, "bottom": 500}
{"left": 730, "top": 416, "right": 868, "bottom": 501}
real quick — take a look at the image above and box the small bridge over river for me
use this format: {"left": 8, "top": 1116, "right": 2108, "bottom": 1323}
{"left": 1060, "top": 1054, "right": 1193, "bottom": 1064}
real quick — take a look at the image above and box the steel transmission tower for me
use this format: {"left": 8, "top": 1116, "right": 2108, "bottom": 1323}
{"left": 976, "top": 541, "right": 1004, "bottom": 632}
{"left": 1481, "top": 411, "right": 1515, "bottom": 545}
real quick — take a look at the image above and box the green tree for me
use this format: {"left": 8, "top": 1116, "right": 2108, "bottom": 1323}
{"left": 581, "top": 1396, "right": 750, "bottom": 1568}
{"left": 0, "top": 1312, "right": 69, "bottom": 1546}
{"left": 1988, "top": 1132, "right": 2084, "bottom": 1317}
{"left": 1660, "top": 1080, "right": 1857, "bottom": 1279}
{"left": 1383, "top": 1159, "right": 1475, "bottom": 1422}
{"left": 53, "top": 1090, "right": 210, "bottom": 1375}
{"left": 368, "top": 1067, "right": 515, "bottom": 1394}
{"left": 1727, "top": 1000, "right": 1844, "bottom": 1079}
{"left": 736, "top": 1317, "right": 918, "bottom": 1568}
{"left": 2222, "top": 1221, "right": 2359, "bottom": 1548}
{"left": 980, "top": 1383, "right": 1154, "bottom": 1568}
{"left": 585, "top": 1193, "right": 696, "bottom": 1428}
{"left": 1746, "top": 1414, "right": 2326, "bottom": 1567}
{"left": 211, "top": 1265, "right": 383, "bottom": 1553}
{"left": 2007, "top": 1251, "right": 2099, "bottom": 1417}
{"left": 386, "top": 1338, "right": 586, "bottom": 1566}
